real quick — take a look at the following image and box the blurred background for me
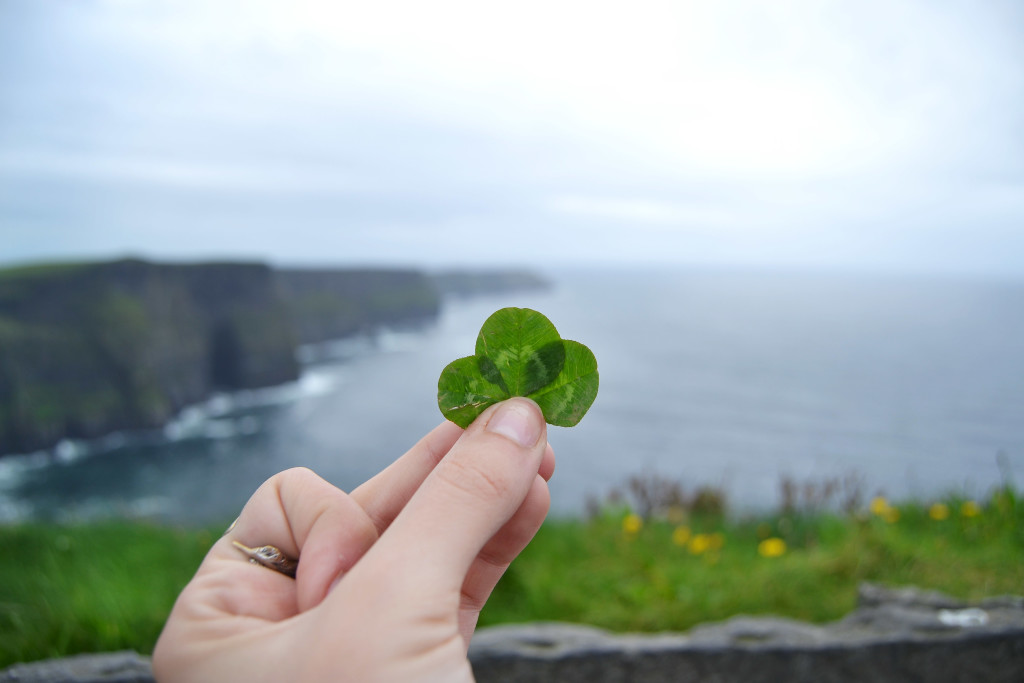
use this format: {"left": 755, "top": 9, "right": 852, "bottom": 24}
{"left": 1, "top": 0, "right": 1022, "bottom": 525}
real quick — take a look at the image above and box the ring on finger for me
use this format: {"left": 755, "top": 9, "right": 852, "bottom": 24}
{"left": 232, "top": 540, "right": 298, "bottom": 578}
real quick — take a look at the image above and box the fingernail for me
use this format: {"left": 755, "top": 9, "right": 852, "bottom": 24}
{"left": 486, "top": 399, "right": 542, "bottom": 447}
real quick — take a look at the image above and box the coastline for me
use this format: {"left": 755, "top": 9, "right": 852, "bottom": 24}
{"left": 0, "top": 259, "right": 548, "bottom": 458}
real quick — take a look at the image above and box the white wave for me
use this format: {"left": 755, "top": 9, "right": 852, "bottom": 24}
{"left": 164, "top": 405, "right": 210, "bottom": 441}
{"left": 219, "top": 369, "right": 340, "bottom": 413}
{"left": 205, "top": 393, "right": 234, "bottom": 417}
{"left": 298, "top": 335, "right": 375, "bottom": 364}
{"left": 0, "top": 450, "right": 49, "bottom": 489}
{"left": 297, "top": 367, "right": 341, "bottom": 397}
{"left": 203, "top": 419, "right": 234, "bottom": 440}
{"left": 54, "top": 439, "right": 90, "bottom": 464}
{"left": 375, "top": 328, "right": 424, "bottom": 353}
{"left": 3, "top": 349, "right": 345, "bottom": 471}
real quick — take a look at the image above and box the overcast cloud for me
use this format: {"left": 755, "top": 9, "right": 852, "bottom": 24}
{"left": 1, "top": 0, "right": 1022, "bottom": 276}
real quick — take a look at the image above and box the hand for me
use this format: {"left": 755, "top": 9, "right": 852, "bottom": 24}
{"left": 152, "top": 398, "right": 554, "bottom": 682}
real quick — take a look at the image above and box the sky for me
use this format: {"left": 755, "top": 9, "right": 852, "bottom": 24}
{"left": 1, "top": 0, "right": 1022, "bottom": 276}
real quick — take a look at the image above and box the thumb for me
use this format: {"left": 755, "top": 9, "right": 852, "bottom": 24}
{"left": 358, "top": 398, "right": 547, "bottom": 597}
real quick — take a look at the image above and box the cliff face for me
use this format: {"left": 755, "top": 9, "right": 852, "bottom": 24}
{"left": 432, "top": 270, "right": 549, "bottom": 298}
{"left": 0, "top": 260, "right": 299, "bottom": 454}
{"left": 276, "top": 268, "right": 440, "bottom": 345}
{"left": 0, "top": 260, "right": 541, "bottom": 456}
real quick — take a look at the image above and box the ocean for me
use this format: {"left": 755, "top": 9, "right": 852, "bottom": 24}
{"left": 1, "top": 268, "right": 1022, "bottom": 524}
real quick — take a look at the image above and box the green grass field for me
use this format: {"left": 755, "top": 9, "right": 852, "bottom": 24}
{"left": 1, "top": 485, "right": 1020, "bottom": 669}
{"left": 483, "top": 488, "right": 1023, "bottom": 630}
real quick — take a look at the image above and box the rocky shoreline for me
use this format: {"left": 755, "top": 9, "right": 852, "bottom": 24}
{"left": 3, "top": 584, "right": 1021, "bottom": 682}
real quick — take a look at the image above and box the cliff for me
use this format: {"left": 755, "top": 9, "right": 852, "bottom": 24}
{"left": 277, "top": 268, "right": 440, "bottom": 344}
{"left": 0, "top": 260, "right": 546, "bottom": 456}
{"left": 0, "top": 260, "right": 299, "bottom": 454}
{"left": 432, "top": 269, "right": 549, "bottom": 298}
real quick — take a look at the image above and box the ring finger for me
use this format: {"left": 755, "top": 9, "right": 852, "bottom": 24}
{"left": 219, "top": 466, "right": 380, "bottom": 612}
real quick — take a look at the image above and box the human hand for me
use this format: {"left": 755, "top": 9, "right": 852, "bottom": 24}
{"left": 152, "top": 397, "right": 554, "bottom": 682}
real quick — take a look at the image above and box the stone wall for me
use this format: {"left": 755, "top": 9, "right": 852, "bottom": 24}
{"left": 469, "top": 584, "right": 1024, "bottom": 682}
{"left": 3, "top": 585, "right": 1021, "bottom": 682}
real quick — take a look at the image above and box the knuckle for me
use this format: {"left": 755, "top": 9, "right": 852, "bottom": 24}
{"left": 265, "top": 466, "right": 322, "bottom": 494}
{"left": 439, "top": 457, "right": 515, "bottom": 504}
{"left": 278, "top": 466, "right": 322, "bottom": 483}
{"left": 344, "top": 502, "right": 380, "bottom": 546}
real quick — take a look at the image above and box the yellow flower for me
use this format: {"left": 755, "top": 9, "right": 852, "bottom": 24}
{"left": 708, "top": 532, "right": 725, "bottom": 550}
{"left": 870, "top": 496, "right": 890, "bottom": 517}
{"left": 758, "top": 537, "right": 787, "bottom": 558}
{"left": 672, "top": 525, "right": 692, "bottom": 547}
{"left": 622, "top": 513, "right": 643, "bottom": 535}
{"left": 688, "top": 533, "right": 711, "bottom": 555}
{"left": 868, "top": 496, "right": 899, "bottom": 522}
{"left": 961, "top": 501, "right": 981, "bottom": 518}
{"left": 929, "top": 503, "right": 950, "bottom": 521}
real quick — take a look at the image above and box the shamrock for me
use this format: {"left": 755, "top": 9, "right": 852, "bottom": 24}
{"left": 437, "top": 307, "right": 599, "bottom": 428}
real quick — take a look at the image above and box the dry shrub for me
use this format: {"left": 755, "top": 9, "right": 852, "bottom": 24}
{"left": 778, "top": 471, "right": 866, "bottom": 515}
{"left": 589, "top": 472, "right": 728, "bottom": 520}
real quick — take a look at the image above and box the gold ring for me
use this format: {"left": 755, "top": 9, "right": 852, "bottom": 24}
{"left": 232, "top": 541, "right": 298, "bottom": 578}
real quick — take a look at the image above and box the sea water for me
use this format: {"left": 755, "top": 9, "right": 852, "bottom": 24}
{"left": 1, "top": 268, "right": 1022, "bottom": 523}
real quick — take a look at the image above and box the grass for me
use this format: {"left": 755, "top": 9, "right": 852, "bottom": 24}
{"left": 483, "top": 487, "right": 1023, "bottom": 631}
{"left": 0, "top": 260, "right": 92, "bottom": 283}
{"left": 0, "top": 522, "right": 216, "bottom": 668}
{"left": 0, "top": 486, "right": 1021, "bottom": 669}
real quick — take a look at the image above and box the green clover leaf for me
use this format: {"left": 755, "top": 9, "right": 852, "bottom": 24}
{"left": 437, "top": 307, "right": 599, "bottom": 428}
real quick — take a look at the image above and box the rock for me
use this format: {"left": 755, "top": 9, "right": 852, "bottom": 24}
{"left": 469, "top": 583, "right": 1024, "bottom": 682}
{"left": 0, "top": 651, "right": 152, "bottom": 683}
{"left": 3, "top": 585, "right": 1022, "bottom": 682}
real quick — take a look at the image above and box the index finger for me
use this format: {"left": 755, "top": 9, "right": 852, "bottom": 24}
{"left": 351, "top": 420, "right": 555, "bottom": 535}
{"left": 350, "top": 421, "right": 463, "bottom": 534}
{"left": 356, "top": 398, "right": 548, "bottom": 597}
